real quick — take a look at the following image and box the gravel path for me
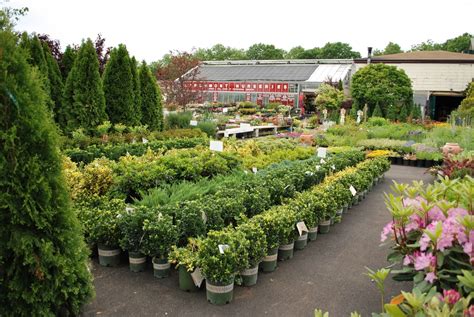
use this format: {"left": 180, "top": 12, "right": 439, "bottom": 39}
{"left": 82, "top": 165, "right": 434, "bottom": 317}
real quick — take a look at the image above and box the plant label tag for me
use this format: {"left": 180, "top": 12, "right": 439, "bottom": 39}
{"left": 201, "top": 211, "right": 207, "bottom": 223}
{"left": 222, "top": 107, "right": 228, "bottom": 113}
{"left": 190, "top": 120, "right": 198, "bottom": 126}
{"left": 296, "top": 221, "right": 309, "bottom": 236}
{"left": 218, "top": 244, "right": 230, "bottom": 254}
{"left": 320, "top": 158, "right": 326, "bottom": 164}
{"left": 210, "top": 140, "right": 223, "bottom": 152}
{"left": 317, "top": 147, "right": 327, "bottom": 158}
{"left": 331, "top": 165, "right": 336, "bottom": 170}
{"left": 191, "top": 267, "right": 204, "bottom": 287}
{"left": 316, "top": 165, "right": 320, "bottom": 171}
{"left": 142, "top": 138, "right": 148, "bottom": 144}
{"left": 125, "top": 206, "right": 135, "bottom": 213}
{"left": 252, "top": 167, "right": 257, "bottom": 174}
{"left": 349, "top": 185, "right": 357, "bottom": 196}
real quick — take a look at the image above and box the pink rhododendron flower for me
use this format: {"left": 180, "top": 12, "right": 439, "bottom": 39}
{"left": 465, "top": 305, "right": 474, "bottom": 317}
{"left": 403, "top": 197, "right": 422, "bottom": 209}
{"left": 441, "top": 289, "right": 461, "bottom": 305}
{"left": 380, "top": 221, "right": 393, "bottom": 242}
{"left": 425, "top": 272, "right": 437, "bottom": 283}
{"left": 403, "top": 255, "right": 413, "bottom": 266}
{"left": 414, "top": 252, "right": 436, "bottom": 270}
{"left": 406, "top": 214, "right": 425, "bottom": 232}
{"left": 428, "top": 206, "right": 445, "bottom": 222}
{"left": 447, "top": 207, "right": 468, "bottom": 218}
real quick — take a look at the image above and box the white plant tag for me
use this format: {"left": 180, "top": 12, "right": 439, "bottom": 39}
{"left": 142, "top": 138, "right": 148, "bottom": 144}
{"left": 209, "top": 140, "right": 223, "bottom": 152}
{"left": 349, "top": 185, "right": 357, "bottom": 196}
{"left": 191, "top": 267, "right": 204, "bottom": 287}
{"left": 331, "top": 165, "right": 336, "bottom": 170}
{"left": 218, "top": 244, "right": 230, "bottom": 254}
{"left": 190, "top": 120, "right": 198, "bottom": 126}
{"left": 321, "top": 158, "right": 326, "bottom": 164}
{"left": 125, "top": 206, "right": 135, "bottom": 213}
{"left": 296, "top": 221, "right": 309, "bottom": 236}
{"left": 201, "top": 211, "right": 207, "bottom": 223}
{"left": 317, "top": 147, "right": 327, "bottom": 158}
{"left": 222, "top": 107, "right": 228, "bottom": 113}
{"left": 316, "top": 165, "right": 320, "bottom": 171}
{"left": 252, "top": 167, "right": 258, "bottom": 174}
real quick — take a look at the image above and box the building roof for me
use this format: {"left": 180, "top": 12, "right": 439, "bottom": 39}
{"left": 355, "top": 51, "right": 474, "bottom": 64}
{"left": 195, "top": 60, "right": 353, "bottom": 82}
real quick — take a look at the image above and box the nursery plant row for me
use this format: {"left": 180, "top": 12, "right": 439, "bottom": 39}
{"left": 85, "top": 154, "right": 389, "bottom": 304}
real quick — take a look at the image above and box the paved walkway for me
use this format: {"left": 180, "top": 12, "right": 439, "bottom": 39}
{"left": 82, "top": 165, "right": 434, "bottom": 317}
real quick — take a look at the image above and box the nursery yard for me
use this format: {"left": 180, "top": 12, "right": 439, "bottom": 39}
{"left": 83, "top": 165, "right": 434, "bottom": 317}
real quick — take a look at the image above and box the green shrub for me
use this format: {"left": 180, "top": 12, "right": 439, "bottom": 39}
{"left": 398, "top": 103, "right": 409, "bottom": 122}
{"left": 165, "top": 111, "right": 193, "bottom": 129}
{"left": 141, "top": 213, "right": 178, "bottom": 259}
{"left": 367, "top": 117, "right": 388, "bottom": 126}
{"left": 1, "top": 27, "right": 93, "bottom": 315}
{"left": 197, "top": 121, "right": 217, "bottom": 137}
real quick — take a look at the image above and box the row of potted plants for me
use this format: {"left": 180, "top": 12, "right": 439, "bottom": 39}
{"left": 183, "top": 157, "right": 391, "bottom": 305}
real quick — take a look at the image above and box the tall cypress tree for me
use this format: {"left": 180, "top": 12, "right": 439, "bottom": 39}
{"left": 103, "top": 44, "right": 139, "bottom": 126}
{"left": 130, "top": 56, "right": 142, "bottom": 124}
{"left": 42, "top": 41, "right": 63, "bottom": 122}
{"left": 60, "top": 45, "right": 76, "bottom": 80}
{"left": 0, "top": 23, "right": 93, "bottom": 315}
{"left": 139, "top": 61, "right": 164, "bottom": 131}
{"left": 62, "top": 39, "right": 107, "bottom": 132}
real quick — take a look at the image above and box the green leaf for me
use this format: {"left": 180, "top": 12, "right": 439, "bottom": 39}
{"left": 384, "top": 304, "right": 407, "bottom": 317}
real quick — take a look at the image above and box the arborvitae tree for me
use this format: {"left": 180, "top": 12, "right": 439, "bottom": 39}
{"left": 0, "top": 23, "right": 93, "bottom": 315}
{"left": 60, "top": 45, "right": 76, "bottom": 80}
{"left": 63, "top": 39, "right": 107, "bottom": 132}
{"left": 139, "top": 61, "right": 164, "bottom": 130}
{"left": 349, "top": 102, "right": 358, "bottom": 119}
{"left": 385, "top": 104, "right": 398, "bottom": 121}
{"left": 130, "top": 56, "right": 142, "bottom": 123}
{"left": 42, "top": 41, "right": 63, "bottom": 121}
{"left": 411, "top": 103, "right": 422, "bottom": 120}
{"left": 103, "top": 44, "right": 139, "bottom": 125}
{"left": 399, "top": 103, "right": 409, "bottom": 122}
{"left": 28, "top": 35, "right": 49, "bottom": 76}
{"left": 371, "top": 103, "right": 384, "bottom": 117}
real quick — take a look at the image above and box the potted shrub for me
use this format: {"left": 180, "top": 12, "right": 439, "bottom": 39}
{"left": 291, "top": 191, "right": 319, "bottom": 242}
{"left": 276, "top": 206, "right": 297, "bottom": 261}
{"left": 89, "top": 199, "right": 125, "bottom": 267}
{"left": 118, "top": 206, "right": 151, "bottom": 272}
{"left": 236, "top": 222, "right": 267, "bottom": 286}
{"left": 198, "top": 228, "right": 249, "bottom": 305}
{"left": 251, "top": 210, "right": 281, "bottom": 273}
{"left": 168, "top": 239, "right": 201, "bottom": 292}
{"left": 141, "top": 213, "right": 178, "bottom": 278}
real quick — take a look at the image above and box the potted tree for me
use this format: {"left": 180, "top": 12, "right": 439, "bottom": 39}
{"left": 118, "top": 206, "right": 151, "bottom": 272}
{"left": 141, "top": 213, "right": 178, "bottom": 278}
{"left": 198, "top": 228, "right": 249, "bottom": 305}
{"left": 168, "top": 238, "right": 201, "bottom": 292}
{"left": 89, "top": 199, "right": 124, "bottom": 267}
{"left": 236, "top": 222, "right": 267, "bottom": 286}
{"left": 251, "top": 211, "right": 280, "bottom": 273}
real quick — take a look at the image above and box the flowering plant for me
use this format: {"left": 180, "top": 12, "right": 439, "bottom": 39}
{"left": 381, "top": 176, "right": 473, "bottom": 295}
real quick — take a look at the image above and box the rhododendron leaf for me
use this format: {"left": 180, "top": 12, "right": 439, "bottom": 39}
{"left": 384, "top": 304, "right": 406, "bottom": 317}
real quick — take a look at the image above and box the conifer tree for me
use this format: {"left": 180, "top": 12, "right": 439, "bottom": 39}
{"left": 63, "top": 39, "right": 107, "bottom": 132}
{"left": 371, "top": 103, "right": 384, "bottom": 117}
{"left": 103, "top": 44, "right": 139, "bottom": 125}
{"left": 411, "top": 103, "right": 422, "bottom": 120}
{"left": 399, "top": 103, "right": 409, "bottom": 122}
{"left": 139, "top": 61, "right": 164, "bottom": 130}
{"left": 130, "top": 56, "right": 142, "bottom": 123}
{"left": 60, "top": 45, "right": 76, "bottom": 80}
{"left": 0, "top": 22, "right": 93, "bottom": 315}
{"left": 42, "top": 41, "right": 63, "bottom": 121}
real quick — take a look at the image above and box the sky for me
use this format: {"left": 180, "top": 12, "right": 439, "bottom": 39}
{"left": 8, "top": 0, "right": 474, "bottom": 62}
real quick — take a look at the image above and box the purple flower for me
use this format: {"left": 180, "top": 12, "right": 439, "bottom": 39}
{"left": 414, "top": 252, "right": 436, "bottom": 270}
{"left": 441, "top": 289, "right": 461, "bottom": 305}
{"left": 425, "top": 272, "right": 437, "bottom": 283}
{"left": 428, "top": 206, "right": 446, "bottom": 222}
{"left": 380, "top": 221, "right": 393, "bottom": 242}
{"left": 403, "top": 255, "right": 413, "bottom": 266}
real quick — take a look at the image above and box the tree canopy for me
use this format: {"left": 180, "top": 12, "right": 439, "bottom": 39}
{"left": 374, "top": 42, "right": 403, "bottom": 56}
{"left": 246, "top": 43, "right": 286, "bottom": 60}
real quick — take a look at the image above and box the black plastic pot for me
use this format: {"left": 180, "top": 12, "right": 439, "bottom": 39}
{"left": 416, "top": 159, "right": 425, "bottom": 167}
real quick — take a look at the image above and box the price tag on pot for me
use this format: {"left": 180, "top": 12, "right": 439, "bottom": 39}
{"left": 317, "top": 147, "right": 327, "bottom": 158}
{"left": 209, "top": 140, "right": 223, "bottom": 152}
{"left": 201, "top": 211, "right": 207, "bottom": 224}
{"left": 296, "top": 221, "right": 309, "bottom": 236}
{"left": 218, "top": 244, "right": 230, "bottom": 254}
{"left": 349, "top": 185, "right": 357, "bottom": 196}
{"left": 191, "top": 267, "right": 204, "bottom": 288}
{"left": 252, "top": 167, "right": 258, "bottom": 174}
{"left": 190, "top": 120, "right": 198, "bottom": 126}
{"left": 142, "top": 138, "right": 148, "bottom": 144}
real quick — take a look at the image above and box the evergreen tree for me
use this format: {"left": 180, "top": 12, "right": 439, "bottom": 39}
{"left": 399, "top": 103, "right": 409, "bottom": 122}
{"left": 130, "top": 56, "right": 142, "bottom": 123}
{"left": 349, "top": 102, "right": 358, "bottom": 119}
{"left": 60, "top": 45, "right": 76, "bottom": 80}
{"left": 103, "top": 44, "right": 139, "bottom": 126}
{"left": 385, "top": 104, "right": 398, "bottom": 121}
{"left": 42, "top": 41, "right": 64, "bottom": 122}
{"left": 28, "top": 35, "right": 49, "bottom": 77}
{"left": 411, "top": 103, "right": 422, "bottom": 120}
{"left": 0, "top": 23, "right": 93, "bottom": 315}
{"left": 371, "top": 103, "right": 384, "bottom": 117}
{"left": 63, "top": 39, "right": 107, "bottom": 132}
{"left": 139, "top": 61, "right": 164, "bottom": 130}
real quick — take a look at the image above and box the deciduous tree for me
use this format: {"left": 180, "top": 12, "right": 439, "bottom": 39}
{"left": 246, "top": 43, "right": 286, "bottom": 60}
